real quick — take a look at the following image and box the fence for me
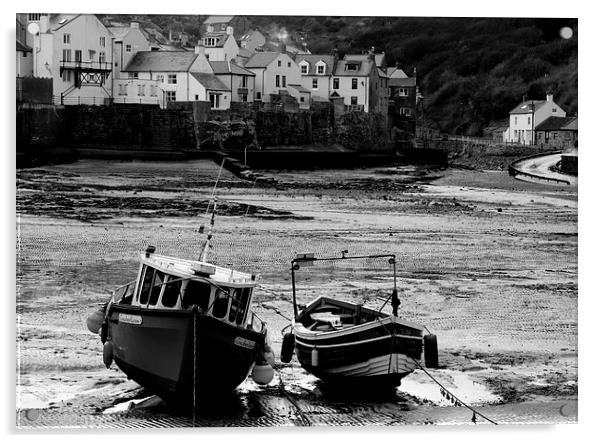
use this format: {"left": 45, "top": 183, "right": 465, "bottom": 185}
{"left": 52, "top": 95, "right": 161, "bottom": 106}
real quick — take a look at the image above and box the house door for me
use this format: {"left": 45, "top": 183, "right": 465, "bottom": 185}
{"left": 209, "top": 93, "right": 220, "bottom": 109}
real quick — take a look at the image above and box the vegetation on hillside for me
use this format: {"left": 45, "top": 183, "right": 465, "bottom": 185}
{"left": 101, "top": 15, "right": 577, "bottom": 135}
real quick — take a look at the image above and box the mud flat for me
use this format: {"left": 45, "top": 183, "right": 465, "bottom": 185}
{"left": 16, "top": 159, "right": 577, "bottom": 427}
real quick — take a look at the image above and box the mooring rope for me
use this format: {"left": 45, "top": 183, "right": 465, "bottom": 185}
{"left": 277, "top": 367, "right": 312, "bottom": 427}
{"left": 192, "top": 309, "right": 197, "bottom": 428}
{"left": 410, "top": 357, "right": 498, "bottom": 425}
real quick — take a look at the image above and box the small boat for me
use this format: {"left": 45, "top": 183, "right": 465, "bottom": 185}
{"left": 87, "top": 189, "right": 274, "bottom": 406}
{"left": 280, "top": 253, "right": 438, "bottom": 391}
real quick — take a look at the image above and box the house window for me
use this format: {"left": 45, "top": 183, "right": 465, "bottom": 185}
{"left": 241, "top": 76, "right": 247, "bottom": 88}
{"left": 352, "top": 78, "right": 358, "bottom": 90}
{"left": 209, "top": 93, "right": 220, "bottom": 109}
{"left": 156, "top": 74, "right": 164, "bottom": 82}
{"left": 256, "top": 92, "right": 262, "bottom": 100}
{"left": 287, "top": 62, "right": 291, "bottom": 67}
{"left": 62, "top": 49, "right": 71, "bottom": 62}
{"left": 301, "top": 64, "right": 308, "bottom": 74}
{"left": 276, "top": 75, "right": 280, "bottom": 87}
{"left": 351, "top": 96, "right": 358, "bottom": 105}
{"left": 195, "top": 94, "right": 199, "bottom": 100}
{"left": 166, "top": 91, "right": 176, "bottom": 102}
{"left": 317, "top": 64, "right": 325, "bottom": 75}
{"left": 150, "top": 85, "right": 157, "bottom": 96}
{"left": 100, "top": 36, "right": 106, "bottom": 47}
{"left": 128, "top": 72, "right": 138, "bottom": 79}
{"left": 399, "top": 88, "right": 408, "bottom": 97}
{"left": 514, "top": 116, "right": 518, "bottom": 125}
{"left": 63, "top": 33, "right": 71, "bottom": 44}
{"left": 28, "top": 14, "right": 41, "bottom": 21}
{"left": 62, "top": 71, "right": 71, "bottom": 82}
{"left": 167, "top": 74, "right": 177, "bottom": 84}
{"left": 99, "top": 52, "right": 106, "bottom": 63}
{"left": 527, "top": 116, "right": 531, "bottom": 125}
{"left": 241, "top": 94, "right": 248, "bottom": 102}
{"left": 333, "top": 78, "right": 339, "bottom": 89}
{"left": 204, "top": 37, "right": 216, "bottom": 46}
{"left": 345, "top": 63, "right": 358, "bottom": 71}
{"left": 312, "top": 78, "right": 318, "bottom": 89}
{"left": 126, "top": 44, "right": 132, "bottom": 53}
{"left": 282, "top": 75, "right": 286, "bottom": 87}
{"left": 74, "top": 50, "right": 82, "bottom": 63}
{"left": 552, "top": 107, "right": 557, "bottom": 113}
{"left": 88, "top": 50, "right": 96, "bottom": 60}
{"left": 300, "top": 96, "right": 305, "bottom": 102}
{"left": 137, "top": 85, "right": 145, "bottom": 96}
{"left": 278, "top": 60, "right": 282, "bottom": 67}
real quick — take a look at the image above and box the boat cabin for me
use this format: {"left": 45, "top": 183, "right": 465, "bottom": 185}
{"left": 114, "top": 254, "right": 258, "bottom": 328}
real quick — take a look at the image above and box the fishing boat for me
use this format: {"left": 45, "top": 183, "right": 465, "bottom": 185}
{"left": 86, "top": 172, "right": 273, "bottom": 406}
{"left": 280, "top": 253, "right": 438, "bottom": 390}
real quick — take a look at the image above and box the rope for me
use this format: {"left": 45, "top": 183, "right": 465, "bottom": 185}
{"left": 277, "top": 368, "right": 312, "bottom": 427}
{"left": 192, "top": 308, "right": 197, "bottom": 428}
{"left": 410, "top": 357, "right": 498, "bottom": 425}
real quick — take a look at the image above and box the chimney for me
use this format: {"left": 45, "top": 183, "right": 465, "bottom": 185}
{"left": 395, "top": 60, "right": 402, "bottom": 69}
{"left": 226, "top": 26, "right": 234, "bottom": 36}
{"left": 278, "top": 41, "right": 286, "bottom": 53}
{"left": 332, "top": 46, "right": 339, "bottom": 62}
{"left": 367, "top": 46, "right": 375, "bottom": 61}
{"left": 194, "top": 40, "right": 205, "bottom": 56}
{"left": 130, "top": 22, "right": 139, "bottom": 29}
{"left": 39, "top": 15, "right": 49, "bottom": 33}
{"left": 413, "top": 67, "right": 417, "bottom": 78}
{"left": 546, "top": 90, "right": 554, "bottom": 102}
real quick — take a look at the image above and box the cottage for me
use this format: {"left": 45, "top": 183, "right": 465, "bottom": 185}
{"left": 119, "top": 49, "right": 230, "bottom": 109}
{"left": 203, "top": 16, "right": 249, "bottom": 39}
{"left": 200, "top": 31, "right": 239, "bottom": 62}
{"left": 243, "top": 48, "right": 302, "bottom": 103}
{"left": 534, "top": 116, "right": 578, "bottom": 149}
{"left": 331, "top": 50, "right": 388, "bottom": 114}
{"left": 386, "top": 65, "right": 416, "bottom": 118}
{"left": 208, "top": 61, "right": 255, "bottom": 103}
{"left": 109, "top": 22, "right": 152, "bottom": 98}
{"left": 503, "top": 93, "right": 566, "bottom": 145}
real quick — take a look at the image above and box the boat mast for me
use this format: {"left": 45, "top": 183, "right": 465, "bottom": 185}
{"left": 197, "top": 159, "right": 225, "bottom": 262}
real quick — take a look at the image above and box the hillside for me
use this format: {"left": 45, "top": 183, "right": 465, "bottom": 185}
{"left": 100, "top": 15, "right": 578, "bottom": 135}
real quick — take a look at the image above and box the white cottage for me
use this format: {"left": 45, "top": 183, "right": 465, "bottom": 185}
{"left": 503, "top": 93, "right": 567, "bottom": 145}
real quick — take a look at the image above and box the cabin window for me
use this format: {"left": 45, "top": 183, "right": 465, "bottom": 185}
{"left": 229, "top": 288, "right": 251, "bottom": 325}
{"left": 139, "top": 266, "right": 154, "bottom": 305}
{"left": 148, "top": 270, "right": 165, "bottom": 306}
{"left": 212, "top": 288, "right": 230, "bottom": 318}
{"left": 162, "top": 276, "right": 182, "bottom": 308}
{"left": 182, "top": 280, "right": 212, "bottom": 310}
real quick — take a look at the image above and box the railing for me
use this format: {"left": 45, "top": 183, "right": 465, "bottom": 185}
{"left": 508, "top": 151, "right": 571, "bottom": 185}
{"left": 111, "top": 281, "right": 136, "bottom": 303}
{"left": 60, "top": 60, "right": 112, "bottom": 71}
{"left": 52, "top": 95, "right": 112, "bottom": 106}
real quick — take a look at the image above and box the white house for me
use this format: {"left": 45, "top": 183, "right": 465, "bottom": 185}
{"left": 200, "top": 31, "right": 239, "bottom": 62}
{"left": 118, "top": 49, "right": 230, "bottom": 109}
{"left": 16, "top": 15, "right": 33, "bottom": 78}
{"left": 294, "top": 54, "right": 336, "bottom": 102}
{"left": 243, "top": 49, "right": 302, "bottom": 102}
{"left": 32, "top": 14, "right": 114, "bottom": 105}
{"left": 503, "top": 93, "right": 567, "bottom": 145}
{"left": 330, "top": 52, "right": 388, "bottom": 114}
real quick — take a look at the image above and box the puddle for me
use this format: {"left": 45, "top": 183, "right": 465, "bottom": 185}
{"left": 399, "top": 370, "right": 501, "bottom": 406}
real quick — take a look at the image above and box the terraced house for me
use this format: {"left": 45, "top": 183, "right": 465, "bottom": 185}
{"left": 294, "top": 54, "right": 336, "bottom": 104}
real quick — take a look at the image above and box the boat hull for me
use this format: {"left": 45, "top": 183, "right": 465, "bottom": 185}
{"left": 294, "top": 317, "right": 423, "bottom": 389}
{"left": 106, "top": 304, "right": 264, "bottom": 405}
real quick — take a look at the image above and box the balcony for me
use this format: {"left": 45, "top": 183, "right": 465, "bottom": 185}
{"left": 60, "top": 60, "right": 112, "bottom": 73}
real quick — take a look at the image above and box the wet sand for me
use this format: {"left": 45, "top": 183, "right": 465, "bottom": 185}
{"left": 16, "top": 159, "right": 577, "bottom": 427}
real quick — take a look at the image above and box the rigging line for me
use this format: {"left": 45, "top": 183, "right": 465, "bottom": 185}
{"left": 410, "top": 357, "right": 498, "bottom": 425}
{"left": 192, "top": 309, "right": 197, "bottom": 428}
{"left": 206, "top": 158, "right": 226, "bottom": 215}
